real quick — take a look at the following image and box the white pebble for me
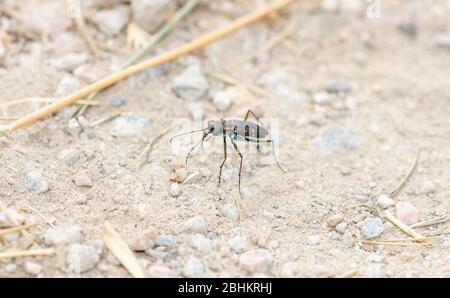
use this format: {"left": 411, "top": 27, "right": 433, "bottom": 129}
{"left": 189, "top": 234, "right": 212, "bottom": 253}
{"left": 307, "top": 235, "right": 320, "bottom": 246}
{"left": 183, "top": 216, "right": 207, "bottom": 234}
{"left": 327, "top": 214, "right": 343, "bottom": 227}
{"left": 395, "top": 201, "right": 419, "bottom": 225}
{"left": 182, "top": 257, "right": 206, "bottom": 278}
{"left": 377, "top": 194, "right": 395, "bottom": 209}
{"left": 361, "top": 217, "right": 384, "bottom": 239}
{"left": 238, "top": 249, "right": 274, "bottom": 274}
{"left": 172, "top": 65, "right": 209, "bottom": 101}
{"left": 24, "top": 261, "right": 43, "bottom": 276}
{"left": 222, "top": 203, "right": 239, "bottom": 222}
{"left": 92, "top": 6, "right": 130, "bottom": 36}
{"left": 74, "top": 171, "right": 93, "bottom": 187}
{"left": 419, "top": 180, "right": 435, "bottom": 194}
{"left": 170, "top": 183, "right": 181, "bottom": 197}
{"left": 335, "top": 222, "right": 347, "bottom": 234}
{"left": 66, "top": 243, "right": 101, "bottom": 273}
{"left": 229, "top": 235, "right": 251, "bottom": 254}
{"left": 42, "top": 226, "right": 83, "bottom": 246}
{"left": 279, "top": 262, "right": 300, "bottom": 277}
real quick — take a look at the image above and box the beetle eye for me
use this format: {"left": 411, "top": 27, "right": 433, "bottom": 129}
{"left": 210, "top": 126, "right": 215, "bottom": 132}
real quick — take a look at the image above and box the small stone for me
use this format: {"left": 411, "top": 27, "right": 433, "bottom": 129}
{"left": 307, "top": 263, "right": 331, "bottom": 278}
{"left": 66, "top": 243, "right": 101, "bottom": 273}
{"left": 326, "top": 78, "right": 351, "bottom": 93}
{"left": 92, "top": 6, "right": 130, "bottom": 36}
{"left": 74, "top": 171, "right": 93, "bottom": 187}
{"left": 148, "top": 265, "right": 175, "bottom": 278}
{"left": 368, "top": 252, "right": 384, "bottom": 263}
{"left": 327, "top": 214, "right": 343, "bottom": 227}
{"left": 398, "top": 21, "right": 418, "bottom": 39}
{"left": 317, "top": 126, "right": 360, "bottom": 154}
{"left": 170, "top": 167, "right": 188, "bottom": 183}
{"left": 377, "top": 194, "right": 395, "bottom": 209}
{"left": 419, "top": 180, "right": 435, "bottom": 194}
{"left": 313, "top": 91, "right": 332, "bottom": 104}
{"left": 0, "top": 209, "right": 26, "bottom": 228}
{"left": 200, "top": 167, "right": 211, "bottom": 178}
{"left": 320, "top": 0, "right": 338, "bottom": 12}
{"left": 156, "top": 234, "right": 179, "bottom": 247}
{"left": 50, "top": 52, "right": 89, "bottom": 72}
{"left": 112, "top": 114, "right": 149, "bottom": 137}
{"left": 42, "top": 226, "right": 83, "bottom": 246}
{"left": 307, "top": 235, "right": 320, "bottom": 246}
{"left": 395, "top": 201, "right": 419, "bottom": 225}
{"left": 129, "top": 228, "right": 157, "bottom": 252}
{"left": 361, "top": 217, "right": 384, "bottom": 239}
{"left": 57, "top": 148, "right": 80, "bottom": 166}
{"left": 229, "top": 235, "right": 251, "bottom": 253}
{"left": 335, "top": 222, "right": 347, "bottom": 234}
{"left": 170, "top": 183, "right": 181, "bottom": 197}
{"left": 222, "top": 203, "right": 239, "bottom": 222}
{"left": 279, "top": 262, "right": 300, "bottom": 277}
{"left": 131, "top": 0, "right": 173, "bottom": 33}
{"left": 23, "top": 170, "right": 49, "bottom": 194}
{"left": 269, "top": 240, "right": 280, "bottom": 249}
{"left": 172, "top": 65, "right": 209, "bottom": 101}
{"left": 189, "top": 234, "right": 212, "bottom": 253}
{"left": 4, "top": 263, "right": 17, "bottom": 273}
{"left": 183, "top": 216, "right": 207, "bottom": 234}
{"left": 435, "top": 33, "right": 450, "bottom": 50}
{"left": 183, "top": 257, "right": 207, "bottom": 278}
{"left": 73, "top": 64, "right": 103, "bottom": 83}
{"left": 24, "top": 261, "right": 43, "bottom": 276}
{"left": 238, "top": 249, "right": 274, "bottom": 274}
{"left": 365, "top": 264, "right": 382, "bottom": 278}
{"left": 54, "top": 75, "right": 81, "bottom": 98}
{"left": 110, "top": 95, "right": 126, "bottom": 107}
{"left": 212, "top": 88, "right": 239, "bottom": 111}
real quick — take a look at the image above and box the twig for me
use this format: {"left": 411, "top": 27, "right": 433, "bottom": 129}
{"left": 73, "top": 0, "right": 201, "bottom": 117}
{"left": 6, "top": 0, "right": 296, "bottom": 132}
{"left": 0, "top": 201, "right": 30, "bottom": 238}
{"left": 409, "top": 216, "right": 450, "bottom": 229}
{"left": 361, "top": 236, "right": 440, "bottom": 244}
{"left": 337, "top": 269, "right": 358, "bottom": 278}
{"left": 0, "top": 248, "right": 55, "bottom": 260}
{"left": 384, "top": 210, "right": 426, "bottom": 243}
{"left": 0, "top": 115, "right": 19, "bottom": 120}
{"left": 23, "top": 203, "right": 55, "bottom": 228}
{"left": 89, "top": 111, "right": 123, "bottom": 127}
{"left": 360, "top": 240, "right": 419, "bottom": 247}
{"left": 0, "top": 97, "right": 99, "bottom": 107}
{"left": 0, "top": 223, "right": 37, "bottom": 238}
{"left": 138, "top": 126, "right": 172, "bottom": 167}
{"left": 102, "top": 221, "right": 145, "bottom": 278}
{"left": 390, "top": 149, "right": 421, "bottom": 197}
{"left": 260, "top": 19, "right": 296, "bottom": 52}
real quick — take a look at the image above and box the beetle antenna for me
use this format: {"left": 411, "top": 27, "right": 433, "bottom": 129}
{"left": 170, "top": 128, "right": 208, "bottom": 143}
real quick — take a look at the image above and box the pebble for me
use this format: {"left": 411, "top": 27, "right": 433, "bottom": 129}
{"left": 24, "top": 261, "right": 43, "bottom": 276}
{"left": 23, "top": 170, "right": 49, "bottom": 194}
{"left": 172, "top": 65, "right": 209, "bottom": 101}
{"left": 54, "top": 75, "right": 81, "bottom": 98}
{"left": 200, "top": 167, "right": 212, "bottom": 178}
{"left": 189, "top": 234, "right": 212, "bottom": 253}
{"left": 73, "top": 64, "right": 103, "bottom": 83}
{"left": 326, "top": 78, "right": 351, "bottom": 93}
{"left": 131, "top": 0, "right": 173, "bottom": 33}
{"left": 170, "top": 167, "right": 188, "bottom": 183}
{"left": 313, "top": 91, "right": 332, "bottom": 104}
{"left": 183, "top": 256, "right": 207, "bottom": 278}
{"left": 148, "top": 265, "right": 175, "bottom": 278}
{"left": 398, "top": 21, "right": 418, "bottom": 39}
{"left": 435, "top": 33, "right": 450, "bottom": 50}
{"left": 229, "top": 235, "right": 251, "bottom": 253}
{"left": 361, "top": 217, "right": 384, "bottom": 239}
{"left": 57, "top": 148, "right": 80, "bottom": 166}
{"left": 67, "top": 118, "right": 82, "bottom": 136}
{"left": 112, "top": 114, "right": 149, "bottom": 137}
{"left": 222, "top": 203, "right": 239, "bottom": 222}
{"left": 50, "top": 52, "right": 89, "bottom": 72}
{"left": 335, "top": 222, "right": 347, "bottom": 234}
{"left": 320, "top": 0, "right": 338, "bottom": 12}
{"left": 66, "top": 243, "right": 101, "bottom": 273}
{"left": 269, "top": 240, "right": 280, "bottom": 249}
{"left": 365, "top": 264, "right": 382, "bottom": 278}
{"left": 327, "top": 214, "right": 343, "bottom": 227}
{"left": 182, "top": 216, "right": 207, "bottom": 234}
{"left": 129, "top": 228, "right": 157, "bottom": 252}
{"left": 92, "top": 6, "right": 130, "bottom": 36}
{"left": 212, "top": 88, "right": 239, "bottom": 111}
{"left": 4, "top": 263, "right": 17, "bottom": 273}
{"left": 238, "top": 249, "right": 274, "bottom": 274}
{"left": 419, "top": 180, "right": 435, "bottom": 194}
{"left": 377, "top": 194, "right": 395, "bottom": 209}
{"left": 317, "top": 126, "right": 360, "bottom": 154}
{"left": 279, "top": 262, "right": 300, "bottom": 277}
{"left": 307, "top": 235, "right": 320, "bottom": 246}
{"left": 395, "top": 201, "right": 419, "bottom": 225}
{"left": 156, "top": 234, "right": 179, "bottom": 247}
{"left": 342, "top": 230, "right": 354, "bottom": 247}
{"left": 74, "top": 171, "right": 93, "bottom": 187}
{"left": 110, "top": 95, "right": 126, "bottom": 107}
{"left": 368, "top": 253, "right": 384, "bottom": 263}
{"left": 170, "top": 183, "right": 181, "bottom": 197}
{"left": 42, "top": 226, "right": 83, "bottom": 246}
{"left": 307, "top": 263, "right": 331, "bottom": 278}
{"left": 0, "top": 209, "right": 26, "bottom": 228}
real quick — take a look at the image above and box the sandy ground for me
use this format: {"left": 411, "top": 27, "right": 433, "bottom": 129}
{"left": 0, "top": 0, "right": 450, "bottom": 277}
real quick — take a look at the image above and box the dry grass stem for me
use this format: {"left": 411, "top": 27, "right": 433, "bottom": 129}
{"left": 0, "top": 248, "right": 55, "bottom": 260}
{"left": 0, "top": 223, "right": 37, "bottom": 238}
{"left": 390, "top": 149, "right": 420, "bottom": 197}
{"left": 23, "top": 203, "right": 55, "bottom": 228}
{"left": 260, "top": 19, "right": 296, "bottom": 52}
{"left": 384, "top": 210, "right": 427, "bottom": 244}
{"left": 89, "top": 111, "right": 123, "bottom": 127}
{"left": 409, "top": 216, "right": 450, "bottom": 229}
{"left": 138, "top": 126, "right": 172, "bottom": 167}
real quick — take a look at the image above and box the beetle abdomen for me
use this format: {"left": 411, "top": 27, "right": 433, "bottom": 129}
{"left": 225, "top": 120, "right": 268, "bottom": 142}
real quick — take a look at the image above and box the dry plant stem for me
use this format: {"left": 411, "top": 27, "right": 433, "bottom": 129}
{"left": 409, "top": 216, "right": 450, "bottom": 229}
{"left": 0, "top": 116, "right": 19, "bottom": 120}
{"left": 7, "top": 0, "right": 296, "bottom": 132}
{"left": 138, "top": 126, "right": 172, "bottom": 167}
{"left": 260, "top": 19, "right": 296, "bottom": 52}
{"left": 0, "top": 248, "right": 55, "bottom": 260}
{"left": 0, "top": 97, "right": 99, "bottom": 107}
{"left": 0, "top": 223, "right": 37, "bottom": 238}
{"left": 74, "top": 0, "right": 201, "bottom": 117}
{"left": 384, "top": 210, "right": 426, "bottom": 243}
{"left": 362, "top": 236, "right": 440, "bottom": 243}
{"left": 360, "top": 240, "right": 419, "bottom": 247}
{"left": 24, "top": 203, "right": 55, "bottom": 228}
{"left": 89, "top": 111, "right": 123, "bottom": 127}
{"left": 337, "top": 269, "right": 358, "bottom": 278}
{"left": 390, "top": 149, "right": 421, "bottom": 197}
{"left": 102, "top": 221, "right": 145, "bottom": 278}
{"left": 0, "top": 201, "right": 30, "bottom": 238}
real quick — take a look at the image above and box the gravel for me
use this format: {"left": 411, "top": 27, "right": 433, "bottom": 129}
{"left": 54, "top": 75, "right": 81, "bottom": 98}
{"left": 317, "top": 126, "right": 360, "bottom": 154}
{"left": 238, "top": 249, "right": 274, "bottom": 275}
{"left": 189, "top": 234, "right": 213, "bottom": 253}
{"left": 49, "top": 52, "right": 89, "bottom": 72}
{"left": 435, "top": 33, "right": 450, "bottom": 50}
{"left": 327, "top": 214, "right": 343, "bottom": 227}
{"left": 182, "top": 256, "right": 207, "bottom": 278}
{"left": 66, "top": 243, "right": 101, "bottom": 273}
{"left": 395, "top": 201, "right": 419, "bottom": 225}
{"left": 279, "top": 262, "right": 300, "bottom": 277}
{"left": 24, "top": 261, "right": 43, "bottom": 276}
{"left": 74, "top": 171, "right": 93, "bottom": 187}
{"left": 368, "top": 252, "right": 385, "bottom": 263}
{"left": 170, "top": 183, "right": 181, "bottom": 197}
{"left": 335, "top": 222, "right": 347, "bottom": 234}
{"left": 42, "top": 226, "right": 83, "bottom": 246}
{"left": 131, "top": 0, "right": 173, "bottom": 33}
{"left": 229, "top": 235, "right": 251, "bottom": 253}
{"left": 182, "top": 216, "right": 207, "bottom": 234}
{"left": 129, "top": 228, "right": 157, "bottom": 252}
{"left": 307, "top": 235, "right": 320, "bottom": 246}
{"left": 57, "top": 148, "right": 80, "bottom": 166}
{"left": 361, "top": 217, "right": 384, "bottom": 239}
{"left": 222, "top": 203, "right": 239, "bottom": 222}
{"left": 148, "top": 265, "right": 175, "bottom": 278}
{"left": 111, "top": 114, "right": 150, "bottom": 137}
{"left": 326, "top": 78, "right": 351, "bottom": 93}
{"left": 110, "top": 95, "right": 127, "bottom": 107}
{"left": 92, "top": 6, "right": 130, "bottom": 36}
{"left": 212, "top": 88, "right": 238, "bottom": 111}
{"left": 419, "top": 180, "right": 435, "bottom": 194}
{"left": 156, "top": 234, "right": 179, "bottom": 247}
{"left": 172, "top": 65, "right": 209, "bottom": 101}
{"left": 377, "top": 194, "right": 395, "bottom": 209}
{"left": 23, "top": 170, "right": 49, "bottom": 194}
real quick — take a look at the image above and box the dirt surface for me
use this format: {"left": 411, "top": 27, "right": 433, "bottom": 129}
{"left": 1, "top": 0, "right": 450, "bottom": 278}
